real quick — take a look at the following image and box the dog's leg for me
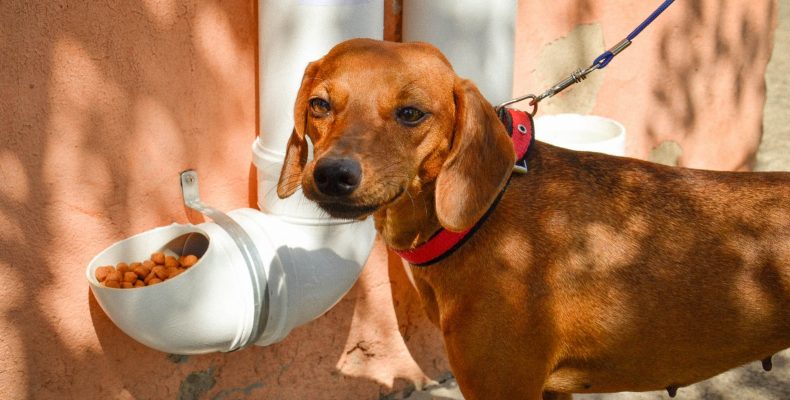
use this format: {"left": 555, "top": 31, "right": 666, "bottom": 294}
{"left": 543, "top": 391, "right": 573, "bottom": 400}
{"left": 762, "top": 356, "right": 773, "bottom": 371}
{"left": 444, "top": 334, "right": 550, "bottom": 400}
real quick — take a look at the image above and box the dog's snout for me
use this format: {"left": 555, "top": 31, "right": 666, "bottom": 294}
{"left": 313, "top": 157, "right": 362, "bottom": 197}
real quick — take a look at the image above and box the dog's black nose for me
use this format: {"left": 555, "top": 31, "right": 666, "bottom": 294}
{"left": 313, "top": 157, "right": 362, "bottom": 197}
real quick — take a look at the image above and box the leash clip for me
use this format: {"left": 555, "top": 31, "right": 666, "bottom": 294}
{"left": 495, "top": 65, "right": 595, "bottom": 118}
{"left": 496, "top": 94, "right": 538, "bottom": 117}
{"left": 513, "top": 163, "right": 528, "bottom": 174}
{"left": 498, "top": 0, "right": 674, "bottom": 118}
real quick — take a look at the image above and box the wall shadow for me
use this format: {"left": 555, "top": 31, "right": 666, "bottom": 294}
{"left": 0, "top": 0, "right": 414, "bottom": 399}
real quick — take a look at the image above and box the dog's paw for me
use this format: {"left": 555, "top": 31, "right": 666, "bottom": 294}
{"left": 413, "top": 377, "right": 440, "bottom": 391}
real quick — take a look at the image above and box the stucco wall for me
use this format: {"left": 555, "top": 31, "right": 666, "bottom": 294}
{"left": 0, "top": 1, "right": 783, "bottom": 399}
{"left": 0, "top": 1, "right": 447, "bottom": 399}
{"left": 514, "top": 0, "right": 776, "bottom": 170}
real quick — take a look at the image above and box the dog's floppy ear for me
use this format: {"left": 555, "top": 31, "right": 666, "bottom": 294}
{"left": 435, "top": 79, "right": 515, "bottom": 231}
{"left": 277, "top": 60, "right": 322, "bottom": 199}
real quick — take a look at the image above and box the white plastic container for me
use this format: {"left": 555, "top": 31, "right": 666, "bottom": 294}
{"left": 535, "top": 114, "right": 627, "bottom": 156}
{"left": 87, "top": 209, "right": 375, "bottom": 354}
{"left": 402, "top": 0, "right": 517, "bottom": 105}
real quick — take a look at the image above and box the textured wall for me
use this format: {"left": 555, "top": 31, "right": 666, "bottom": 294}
{"left": 760, "top": 0, "right": 790, "bottom": 172}
{"left": 513, "top": 0, "right": 776, "bottom": 170}
{"left": 0, "top": 0, "right": 782, "bottom": 399}
{"left": 0, "top": 1, "right": 446, "bottom": 399}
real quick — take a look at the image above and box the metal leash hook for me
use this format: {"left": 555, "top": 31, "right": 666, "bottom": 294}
{"left": 496, "top": 0, "right": 674, "bottom": 116}
{"left": 495, "top": 40, "right": 626, "bottom": 116}
{"left": 496, "top": 93, "right": 539, "bottom": 117}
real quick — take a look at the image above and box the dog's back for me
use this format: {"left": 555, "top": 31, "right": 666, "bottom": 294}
{"left": 467, "top": 142, "right": 790, "bottom": 392}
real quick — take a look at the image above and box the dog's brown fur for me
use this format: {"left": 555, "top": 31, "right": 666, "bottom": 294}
{"left": 277, "top": 39, "right": 790, "bottom": 399}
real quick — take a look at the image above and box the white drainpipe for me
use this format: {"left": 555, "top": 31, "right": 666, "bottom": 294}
{"left": 402, "top": 0, "right": 517, "bottom": 105}
{"left": 86, "top": 0, "right": 383, "bottom": 354}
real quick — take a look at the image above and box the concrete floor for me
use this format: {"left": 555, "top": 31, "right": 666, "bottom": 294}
{"left": 399, "top": 1, "right": 790, "bottom": 399}
{"left": 757, "top": 0, "right": 790, "bottom": 173}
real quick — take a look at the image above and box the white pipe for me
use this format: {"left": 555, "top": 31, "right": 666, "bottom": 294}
{"left": 86, "top": 209, "right": 375, "bottom": 354}
{"left": 86, "top": 1, "right": 383, "bottom": 354}
{"left": 251, "top": 0, "right": 384, "bottom": 341}
{"left": 402, "top": 0, "right": 517, "bottom": 105}
{"left": 257, "top": 0, "right": 385, "bottom": 219}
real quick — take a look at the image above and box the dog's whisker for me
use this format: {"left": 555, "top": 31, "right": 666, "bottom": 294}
{"left": 263, "top": 181, "right": 300, "bottom": 198}
{"left": 404, "top": 188, "right": 418, "bottom": 218}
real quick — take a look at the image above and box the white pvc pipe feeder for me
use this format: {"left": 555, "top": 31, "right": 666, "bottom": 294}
{"left": 86, "top": 0, "right": 382, "bottom": 354}
{"left": 402, "top": 0, "right": 517, "bottom": 105}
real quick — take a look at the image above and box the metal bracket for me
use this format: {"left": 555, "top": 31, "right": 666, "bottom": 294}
{"left": 180, "top": 169, "right": 269, "bottom": 350}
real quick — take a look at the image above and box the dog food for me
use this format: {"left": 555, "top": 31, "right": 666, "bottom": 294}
{"left": 95, "top": 252, "right": 199, "bottom": 288}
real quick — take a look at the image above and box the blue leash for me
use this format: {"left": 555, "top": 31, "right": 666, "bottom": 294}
{"left": 594, "top": 0, "right": 675, "bottom": 68}
{"left": 497, "top": 0, "right": 676, "bottom": 114}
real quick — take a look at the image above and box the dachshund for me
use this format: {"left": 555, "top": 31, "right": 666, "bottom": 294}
{"left": 276, "top": 38, "right": 790, "bottom": 400}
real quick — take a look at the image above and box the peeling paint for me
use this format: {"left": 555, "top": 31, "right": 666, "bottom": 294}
{"left": 168, "top": 354, "right": 190, "bottom": 364}
{"left": 178, "top": 368, "right": 216, "bottom": 400}
{"left": 210, "top": 382, "right": 265, "bottom": 400}
{"left": 536, "top": 23, "right": 605, "bottom": 115}
{"left": 649, "top": 140, "right": 684, "bottom": 167}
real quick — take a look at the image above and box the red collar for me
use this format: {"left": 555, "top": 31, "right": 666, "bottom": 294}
{"left": 394, "top": 108, "right": 534, "bottom": 266}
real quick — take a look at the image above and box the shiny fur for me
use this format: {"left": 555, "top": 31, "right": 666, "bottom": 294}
{"left": 277, "top": 39, "right": 790, "bottom": 399}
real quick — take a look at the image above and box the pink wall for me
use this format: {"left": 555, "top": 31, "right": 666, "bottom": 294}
{"left": 514, "top": 0, "right": 777, "bottom": 170}
{"left": 0, "top": 0, "right": 776, "bottom": 398}
{"left": 0, "top": 1, "right": 445, "bottom": 398}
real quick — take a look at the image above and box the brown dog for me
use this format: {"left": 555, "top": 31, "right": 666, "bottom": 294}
{"left": 276, "top": 38, "right": 790, "bottom": 399}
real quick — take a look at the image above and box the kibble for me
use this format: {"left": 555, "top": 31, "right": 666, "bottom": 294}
{"left": 95, "top": 266, "right": 114, "bottom": 282}
{"left": 103, "top": 279, "right": 121, "bottom": 288}
{"left": 164, "top": 256, "right": 179, "bottom": 269}
{"left": 151, "top": 265, "right": 168, "bottom": 280}
{"left": 150, "top": 252, "right": 166, "bottom": 265}
{"left": 116, "top": 262, "right": 130, "bottom": 274}
{"left": 132, "top": 264, "right": 151, "bottom": 279}
{"left": 180, "top": 254, "right": 198, "bottom": 268}
{"left": 144, "top": 271, "right": 156, "bottom": 285}
{"left": 106, "top": 269, "right": 123, "bottom": 283}
{"left": 123, "top": 271, "right": 138, "bottom": 283}
{"left": 94, "top": 252, "right": 199, "bottom": 289}
{"left": 148, "top": 278, "right": 163, "bottom": 285}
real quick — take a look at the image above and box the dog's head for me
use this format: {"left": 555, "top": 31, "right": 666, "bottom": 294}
{"left": 277, "top": 39, "right": 515, "bottom": 232}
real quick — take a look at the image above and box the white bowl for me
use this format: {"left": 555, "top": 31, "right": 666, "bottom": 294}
{"left": 87, "top": 209, "right": 375, "bottom": 354}
{"left": 535, "top": 113, "right": 626, "bottom": 156}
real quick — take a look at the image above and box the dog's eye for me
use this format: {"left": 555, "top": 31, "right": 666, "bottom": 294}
{"left": 309, "top": 98, "right": 331, "bottom": 116}
{"left": 396, "top": 107, "right": 426, "bottom": 125}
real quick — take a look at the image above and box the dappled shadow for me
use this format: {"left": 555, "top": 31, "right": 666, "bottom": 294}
{"left": 1, "top": 2, "right": 448, "bottom": 398}
{"left": 645, "top": 1, "right": 776, "bottom": 170}
{"left": 386, "top": 246, "right": 453, "bottom": 395}
{"left": 505, "top": 143, "right": 790, "bottom": 397}
{"left": 0, "top": 0, "right": 258, "bottom": 397}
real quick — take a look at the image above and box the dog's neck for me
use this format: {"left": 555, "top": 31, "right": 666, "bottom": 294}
{"left": 373, "top": 181, "right": 443, "bottom": 251}
{"left": 373, "top": 108, "right": 535, "bottom": 253}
